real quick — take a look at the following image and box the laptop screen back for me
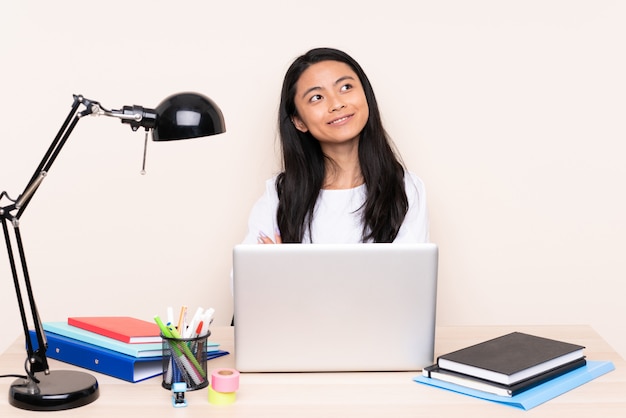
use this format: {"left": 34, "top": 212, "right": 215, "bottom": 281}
{"left": 233, "top": 243, "right": 438, "bottom": 372}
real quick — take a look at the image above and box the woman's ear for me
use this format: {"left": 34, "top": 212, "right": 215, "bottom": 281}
{"left": 291, "top": 115, "right": 309, "bottom": 133}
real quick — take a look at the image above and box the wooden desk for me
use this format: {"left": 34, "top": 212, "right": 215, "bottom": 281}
{"left": 1, "top": 325, "right": 624, "bottom": 417}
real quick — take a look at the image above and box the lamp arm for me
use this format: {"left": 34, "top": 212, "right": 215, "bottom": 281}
{"left": 1, "top": 218, "right": 48, "bottom": 378}
{"left": 13, "top": 96, "right": 83, "bottom": 218}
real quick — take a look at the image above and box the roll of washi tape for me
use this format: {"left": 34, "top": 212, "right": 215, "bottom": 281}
{"left": 208, "top": 385, "right": 236, "bottom": 405}
{"left": 211, "top": 368, "right": 240, "bottom": 393}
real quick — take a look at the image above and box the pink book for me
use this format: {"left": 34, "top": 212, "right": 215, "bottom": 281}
{"left": 67, "top": 316, "right": 161, "bottom": 344}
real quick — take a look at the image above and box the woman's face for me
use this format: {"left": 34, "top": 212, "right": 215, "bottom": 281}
{"left": 291, "top": 60, "right": 369, "bottom": 148}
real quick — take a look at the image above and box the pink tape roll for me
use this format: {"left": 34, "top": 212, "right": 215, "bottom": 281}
{"left": 211, "top": 368, "right": 240, "bottom": 393}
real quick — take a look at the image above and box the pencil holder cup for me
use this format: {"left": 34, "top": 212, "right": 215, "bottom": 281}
{"left": 161, "top": 331, "right": 210, "bottom": 391}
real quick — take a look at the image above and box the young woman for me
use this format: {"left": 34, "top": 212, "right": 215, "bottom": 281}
{"left": 242, "top": 47, "right": 429, "bottom": 244}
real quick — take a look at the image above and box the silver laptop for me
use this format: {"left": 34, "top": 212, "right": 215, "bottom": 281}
{"left": 233, "top": 243, "right": 438, "bottom": 372}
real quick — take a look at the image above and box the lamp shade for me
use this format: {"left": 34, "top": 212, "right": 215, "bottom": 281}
{"left": 153, "top": 92, "right": 226, "bottom": 141}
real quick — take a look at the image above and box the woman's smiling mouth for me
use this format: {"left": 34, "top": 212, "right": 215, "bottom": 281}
{"left": 328, "top": 114, "right": 353, "bottom": 125}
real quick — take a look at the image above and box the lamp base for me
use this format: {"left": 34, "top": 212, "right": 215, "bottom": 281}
{"left": 9, "top": 370, "right": 99, "bottom": 411}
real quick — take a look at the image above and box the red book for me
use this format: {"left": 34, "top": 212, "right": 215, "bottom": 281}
{"left": 68, "top": 316, "right": 162, "bottom": 344}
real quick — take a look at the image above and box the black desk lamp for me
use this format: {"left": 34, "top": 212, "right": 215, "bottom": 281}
{"left": 0, "top": 92, "right": 225, "bottom": 411}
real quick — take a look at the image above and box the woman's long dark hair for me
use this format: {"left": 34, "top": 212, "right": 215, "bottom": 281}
{"left": 276, "top": 47, "right": 408, "bottom": 243}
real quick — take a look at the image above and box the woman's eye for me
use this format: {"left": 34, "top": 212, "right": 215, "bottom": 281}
{"left": 309, "top": 94, "right": 322, "bottom": 103}
{"left": 340, "top": 84, "right": 353, "bottom": 92}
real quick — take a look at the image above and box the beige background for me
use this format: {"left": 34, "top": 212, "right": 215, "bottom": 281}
{"left": 1, "top": 1, "right": 624, "bottom": 359}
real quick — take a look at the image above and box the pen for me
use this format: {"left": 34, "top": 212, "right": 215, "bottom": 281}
{"left": 188, "top": 320, "right": 203, "bottom": 353}
{"left": 155, "top": 315, "right": 173, "bottom": 338}
{"left": 193, "top": 321, "right": 204, "bottom": 339}
{"left": 194, "top": 321, "right": 205, "bottom": 363}
{"left": 185, "top": 307, "right": 204, "bottom": 338}
{"left": 154, "top": 315, "right": 179, "bottom": 385}
{"left": 171, "top": 349, "right": 199, "bottom": 386}
{"left": 199, "top": 308, "right": 214, "bottom": 337}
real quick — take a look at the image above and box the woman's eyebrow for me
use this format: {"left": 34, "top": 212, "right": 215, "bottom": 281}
{"left": 300, "top": 75, "right": 356, "bottom": 99}
{"left": 301, "top": 85, "right": 321, "bottom": 99}
{"left": 334, "top": 75, "right": 355, "bottom": 86}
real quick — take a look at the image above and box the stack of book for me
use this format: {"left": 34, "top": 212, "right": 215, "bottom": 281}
{"left": 30, "top": 316, "right": 227, "bottom": 383}
{"left": 422, "top": 332, "right": 586, "bottom": 397}
{"left": 416, "top": 331, "right": 615, "bottom": 410}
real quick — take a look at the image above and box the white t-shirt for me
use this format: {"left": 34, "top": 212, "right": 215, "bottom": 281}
{"left": 242, "top": 171, "right": 429, "bottom": 244}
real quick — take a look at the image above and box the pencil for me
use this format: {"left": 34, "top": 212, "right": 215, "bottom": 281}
{"left": 176, "top": 305, "right": 187, "bottom": 332}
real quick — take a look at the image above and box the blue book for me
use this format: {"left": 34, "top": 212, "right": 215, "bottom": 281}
{"left": 42, "top": 322, "right": 219, "bottom": 358}
{"left": 414, "top": 360, "right": 614, "bottom": 410}
{"left": 29, "top": 330, "right": 229, "bottom": 383}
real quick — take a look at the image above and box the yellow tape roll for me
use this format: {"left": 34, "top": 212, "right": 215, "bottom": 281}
{"left": 208, "top": 385, "right": 236, "bottom": 405}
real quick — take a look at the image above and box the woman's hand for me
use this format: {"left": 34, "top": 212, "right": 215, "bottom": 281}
{"left": 257, "top": 230, "right": 282, "bottom": 244}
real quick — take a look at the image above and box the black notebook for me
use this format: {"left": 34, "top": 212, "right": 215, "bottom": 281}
{"left": 437, "top": 332, "right": 585, "bottom": 385}
{"left": 423, "top": 357, "right": 587, "bottom": 397}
